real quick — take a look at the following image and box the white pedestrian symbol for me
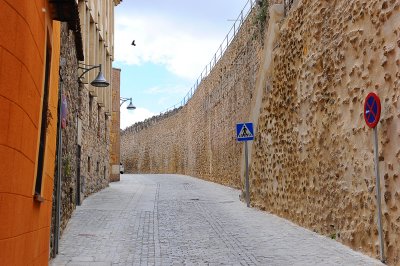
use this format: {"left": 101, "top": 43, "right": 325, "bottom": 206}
{"left": 238, "top": 124, "right": 253, "bottom": 138}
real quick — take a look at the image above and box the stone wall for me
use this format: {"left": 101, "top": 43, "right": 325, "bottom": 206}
{"left": 79, "top": 85, "right": 111, "bottom": 197}
{"left": 50, "top": 13, "right": 114, "bottom": 260}
{"left": 51, "top": 22, "right": 111, "bottom": 244}
{"left": 121, "top": 0, "right": 400, "bottom": 263}
{"left": 121, "top": 5, "right": 266, "bottom": 188}
{"left": 250, "top": 0, "right": 399, "bottom": 264}
{"left": 51, "top": 22, "right": 80, "bottom": 256}
{"left": 110, "top": 68, "right": 121, "bottom": 182}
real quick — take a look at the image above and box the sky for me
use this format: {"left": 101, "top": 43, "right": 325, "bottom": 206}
{"left": 114, "top": 0, "right": 249, "bottom": 129}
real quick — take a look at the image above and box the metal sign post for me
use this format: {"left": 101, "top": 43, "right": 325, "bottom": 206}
{"left": 236, "top": 122, "right": 254, "bottom": 208}
{"left": 244, "top": 141, "right": 250, "bottom": 207}
{"left": 373, "top": 126, "right": 384, "bottom": 262}
{"left": 364, "top": 92, "right": 384, "bottom": 262}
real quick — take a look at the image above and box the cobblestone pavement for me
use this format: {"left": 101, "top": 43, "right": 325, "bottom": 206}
{"left": 50, "top": 174, "right": 383, "bottom": 266}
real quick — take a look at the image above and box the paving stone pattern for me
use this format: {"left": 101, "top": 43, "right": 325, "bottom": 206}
{"left": 50, "top": 175, "right": 383, "bottom": 266}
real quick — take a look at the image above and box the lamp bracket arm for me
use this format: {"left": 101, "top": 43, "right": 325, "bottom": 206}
{"left": 78, "top": 64, "right": 101, "bottom": 80}
{"left": 120, "top": 97, "right": 132, "bottom": 106}
{"left": 120, "top": 99, "right": 128, "bottom": 106}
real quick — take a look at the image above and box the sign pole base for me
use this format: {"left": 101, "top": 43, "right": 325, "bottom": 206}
{"left": 245, "top": 141, "right": 250, "bottom": 208}
{"left": 374, "top": 127, "right": 385, "bottom": 262}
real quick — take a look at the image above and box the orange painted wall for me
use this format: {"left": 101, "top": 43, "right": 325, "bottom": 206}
{"left": 0, "top": 0, "right": 60, "bottom": 264}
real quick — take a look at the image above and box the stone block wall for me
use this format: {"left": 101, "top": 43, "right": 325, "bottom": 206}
{"left": 250, "top": 0, "right": 400, "bottom": 264}
{"left": 79, "top": 85, "right": 111, "bottom": 197}
{"left": 51, "top": 23, "right": 80, "bottom": 255}
{"left": 50, "top": 22, "right": 112, "bottom": 258}
{"left": 110, "top": 68, "right": 121, "bottom": 182}
{"left": 121, "top": 6, "right": 266, "bottom": 188}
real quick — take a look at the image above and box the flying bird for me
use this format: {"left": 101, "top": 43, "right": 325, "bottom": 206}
{"left": 131, "top": 40, "right": 136, "bottom": 46}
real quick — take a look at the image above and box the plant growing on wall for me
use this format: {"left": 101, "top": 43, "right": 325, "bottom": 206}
{"left": 252, "top": 0, "right": 269, "bottom": 43}
{"left": 256, "top": 0, "right": 269, "bottom": 27}
{"left": 63, "top": 155, "right": 72, "bottom": 178}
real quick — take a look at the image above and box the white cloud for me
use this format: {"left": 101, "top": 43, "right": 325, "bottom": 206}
{"left": 120, "top": 105, "right": 156, "bottom": 129}
{"left": 114, "top": 0, "right": 249, "bottom": 116}
{"left": 114, "top": 15, "right": 221, "bottom": 80}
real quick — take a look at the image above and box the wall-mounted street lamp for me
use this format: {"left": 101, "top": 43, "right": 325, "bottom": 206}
{"left": 120, "top": 97, "right": 136, "bottom": 110}
{"left": 78, "top": 63, "right": 110, "bottom": 87}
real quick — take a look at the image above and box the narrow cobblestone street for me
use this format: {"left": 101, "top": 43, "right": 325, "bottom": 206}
{"left": 50, "top": 175, "right": 383, "bottom": 266}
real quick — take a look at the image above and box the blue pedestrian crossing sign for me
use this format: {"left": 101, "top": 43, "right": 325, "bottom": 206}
{"left": 236, "top": 122, "right": 254, "bottom": 142}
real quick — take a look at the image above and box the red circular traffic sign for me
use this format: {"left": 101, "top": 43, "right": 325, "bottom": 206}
{"left": 364, "top": 92, "right": 381, "bottom": 128}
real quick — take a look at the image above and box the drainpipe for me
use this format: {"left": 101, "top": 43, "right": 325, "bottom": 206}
{"left": 53, "top": 59, "right": 65, "bottom": 257}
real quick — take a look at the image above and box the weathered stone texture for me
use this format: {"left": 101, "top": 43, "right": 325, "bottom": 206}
{"left": 121, "top": 7, "right": 265, "bottom": 189}
{"left": 51, "top": 22, "right": 80, "bottom": 256}
{"left": 79, "top": 86, "right": 111, "bottom": 197}
{"left": 250, "top": 0, "right": 400, "bottom": 264}
{"left": 110, "top": 68, "right": 121, "bottom": 182}
{"left": 121, "top": 0, "right": 399, "bottom": 264}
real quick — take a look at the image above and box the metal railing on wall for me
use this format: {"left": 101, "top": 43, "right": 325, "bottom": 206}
{"left": 159, "top": 0, "right": 258, "bottom": 115}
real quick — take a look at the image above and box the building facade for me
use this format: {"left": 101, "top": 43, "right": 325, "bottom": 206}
{"left": 0, "top": 1, "right": 63, "bottom": 264}
{"left": 77, "top": 0, "right": 121, "bottom": 198}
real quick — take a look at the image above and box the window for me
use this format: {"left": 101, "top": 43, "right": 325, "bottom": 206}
{"left": 97, "top": 105, "right": 101, "bottom": 136}
{"left": 104, "top": 114, "right": 108, "bottom": 142}
{"left": 88, "top": 156, "right": 91, "bottom": 173}
{"left": 89, "top": 96, "right": 93, "bottom": 128}
{"left": 96, "top": 161, "right": 99, "bottom": 173}
{"left": 35, "top": 39, "right": 52, "bottom": 199}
